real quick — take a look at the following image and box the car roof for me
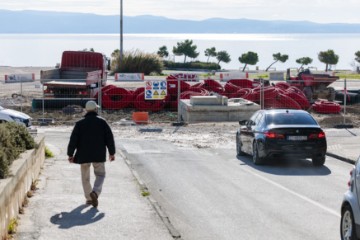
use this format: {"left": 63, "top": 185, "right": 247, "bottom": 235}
{"left": 260, "top": 109, "right": 309, "bottom": 115}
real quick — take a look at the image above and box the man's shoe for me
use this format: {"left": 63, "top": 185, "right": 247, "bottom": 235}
{"left": 86, "top": 200, "right": 93, "bottom": 205}
{"left": 90, "top": 191, "right": 98, "bottom": 208}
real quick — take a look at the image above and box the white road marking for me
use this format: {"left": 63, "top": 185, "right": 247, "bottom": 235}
{"left": 241, "top": 165, "right": 341, "bottom": 217}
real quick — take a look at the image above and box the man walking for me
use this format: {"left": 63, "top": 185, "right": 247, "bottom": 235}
{"left": 67, "top": 100, "right": 115, "bottom": 207}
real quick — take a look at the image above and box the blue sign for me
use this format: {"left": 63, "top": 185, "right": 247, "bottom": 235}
{"left": 145, "top": 90, "right": 152, "bottom": 98}
{"left": 153, "top": 81, "right": 160, "bottom": 89}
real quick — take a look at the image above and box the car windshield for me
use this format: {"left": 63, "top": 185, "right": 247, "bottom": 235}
{"left": 266, "top": 112, "right": 317, "bottom": 125}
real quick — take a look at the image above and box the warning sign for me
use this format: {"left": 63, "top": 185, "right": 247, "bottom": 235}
{"left": 144, "top": 80, "right": 167, "bottom": 100}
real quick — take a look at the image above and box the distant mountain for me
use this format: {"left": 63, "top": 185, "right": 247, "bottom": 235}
{"left": 1, "top": 10, "right": 360, "bottom": 33}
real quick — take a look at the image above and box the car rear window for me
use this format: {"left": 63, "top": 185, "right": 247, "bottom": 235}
{"left": 266, "top": 112, "right": 318, "bottom": 125}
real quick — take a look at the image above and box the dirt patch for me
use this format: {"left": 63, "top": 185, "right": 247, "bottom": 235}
{"left": 311, "top": 103, "right": 360, "bottom": 128}
{"left": 16, "top": 102, "right": 360, "bottom": 129}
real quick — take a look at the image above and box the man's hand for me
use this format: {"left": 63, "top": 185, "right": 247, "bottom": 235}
{"left": 68, "top": 156, "right": 74, "bottom": 163}
{"left": 109, "top": 155, "right": 115, "bottom": 162}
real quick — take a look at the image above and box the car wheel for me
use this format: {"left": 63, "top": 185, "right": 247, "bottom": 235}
{"left": 252, "top": 142, "right": 264, "bottom": 165}
{"left": 236, "top": 134, "right": 245, "bottom": 156}
{"left": 341, "top": 205, "right": 357, "bottom": 240}
{"left": 312, "top": 156, "right": 325, "bottom": 166}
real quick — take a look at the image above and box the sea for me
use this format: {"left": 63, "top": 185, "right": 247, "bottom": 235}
{"left": 1, "top": 33, "right": 360, "bottom": 71}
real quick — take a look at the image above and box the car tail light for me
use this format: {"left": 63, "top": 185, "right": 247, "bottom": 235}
{"left": 309, "top": 131, "right": 325, "bottom": 139}
{"left": 265, "top": 131, "right": 285, "bottom": 139}
{"left": 348, "top": 169, "right": 354, "bottom": 187}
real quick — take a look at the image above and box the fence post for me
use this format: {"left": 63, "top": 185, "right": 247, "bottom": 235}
{"left": 343, "top": 78, "right": 347, "bottom": 124}
{"left": 177, "top": 77, "right": 181, "bottom": 123}
{"left": 98, "top": 78, "right": 102, "bottom": 116}
{"left": 172, "top": 77, "right": 184, "bottom": 126}
{"left": 42, "top": 83, "right": 45, "bottom": 122}
{"left": 260, "top": 78, "right": 264, "bottom": 109}
{"left": 20, "top": 79, "right": 23, "bottom": 112}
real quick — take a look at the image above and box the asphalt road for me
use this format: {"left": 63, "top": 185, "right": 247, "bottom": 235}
{"left": 119, "top": 138, "right": 353, "bottom": 240}
{"left": 15, "top": 126, "right": 354, "bottom": 240}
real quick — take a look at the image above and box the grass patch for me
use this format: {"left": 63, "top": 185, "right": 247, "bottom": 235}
{"left": 45, "top": 146, "right": 54, "bottom": 158}
{"left": 141, "top": 190, "right": 150, "bottom": 197}
{"left": 7, "top": 218, "right": 18, "bottom": 235}
{"left": 335, "top": 73, "right": 360, "bottom": 79}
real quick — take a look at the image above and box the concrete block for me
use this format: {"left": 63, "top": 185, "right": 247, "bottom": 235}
{"left": 180, "top": 98, "right": 260, "bottom": 123}
{"left": 190, "top": 95, "right": 228, "bottom": 106}
{"left": 269, "top": 71, "right": 285, "bottom": 81}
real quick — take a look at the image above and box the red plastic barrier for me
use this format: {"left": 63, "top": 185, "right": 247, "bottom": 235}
{"left": 202, "top": 79, "right": 225, "bottom": 94}
{"left": 286, "top": 86, "right": 307, "bottom": 98}
{"left": 247, "top": 86, "right": 280, "bottom": 103}
{"left": 224, "top": 82, "right": 242, "bottom": 94}
{"left": 227, "top": 79, "right": 254, "bottom": 89}
{"left": 227, "top": 88, "right": 252, "bottom": 99}
{"left": 133, "top": 87, "right": 145, "bottom": 97}
{"left": 186, "top": 87, "right": 209, "bottom": 95}
{"left": 265, "top": 94, "right": 302, "bottom": 110}
{"left": 134, "top": 92, "right": 166, "bottom": 112}
{"left": 284, "top": 88, "right": 310, "bottom": 110}
{"left": 167, "top": 80, "right": 190, "bottom": 94}
{"left": 180, "top": 91, "right": 204, "bottom": 99}
{"left": 94, "top": 84, "right": 117, "bottom": 100}
{"left": 102, "top": 87, "right": 133, "bottom": 110}
{"left": 312, "top": 100, "right": 341, "bottom": 114}
{"left": 191, "top": 82, "right": 205, "bottom": 88}
{"left": 275, "top": 82, "right": 291, "bottom": 90}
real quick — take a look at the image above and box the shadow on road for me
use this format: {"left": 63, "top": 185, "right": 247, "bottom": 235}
{"left": 50, "top": 204, "right": 105, "bottom": 229}
{"left": 237, "top": 155, "right": 331, "bottom": 176}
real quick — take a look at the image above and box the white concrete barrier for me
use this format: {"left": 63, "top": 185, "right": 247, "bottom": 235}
{"left": 5, "top": 73, "right": 35, "bottom": 83}
{"left": 115, "top": 73, "right": 144, "bottom": 81}
{"left": 219, "top": 71, "right": 249, "bottom": 82}
{"left": 168, "top": 73, "right": 199, "bottom": 82}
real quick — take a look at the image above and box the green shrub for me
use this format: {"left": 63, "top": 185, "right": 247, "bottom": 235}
{"left": 0, "top": 123, "right": 35, "bottom": 179}
{"left": 111, "top": 49, "right": 163, "bottom": 75}
{"left": 163, "top": 60, "right": 220, "bottom": 71}
{"left": 45, "top": 146, "right": 54, "bottom": 158}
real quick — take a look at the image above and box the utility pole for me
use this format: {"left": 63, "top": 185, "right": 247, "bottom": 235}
{"left": 120, "top": 0, "right": 123, "bottom": 68}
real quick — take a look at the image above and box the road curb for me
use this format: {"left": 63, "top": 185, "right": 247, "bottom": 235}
{"left": 119, "top": 150, "right": 182, "bottom": 239}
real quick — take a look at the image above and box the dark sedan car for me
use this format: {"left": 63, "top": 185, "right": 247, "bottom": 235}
{"left": 236, "top": 109, "right": 327, "bottom": 166}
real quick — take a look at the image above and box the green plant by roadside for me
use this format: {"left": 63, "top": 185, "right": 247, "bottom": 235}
{"left": 45, "top": 146, "right": 54, "bottom": 158}
{"left": 0, "top": 122, "right": 36, "bottom": 179}
{"left": 7, "top": 218, "right": 18, "bottom": 235}
{"left": 334, "top": 72, "right": 360, "bottom": 80}
{"left": 141, "top": 190, "right": 150, "bottom": 197}
{"left": 111, "top": 49, "right": 163, "bottom": 75}
{"left": 163, "top": 60, "right": 220, "bottom": 71}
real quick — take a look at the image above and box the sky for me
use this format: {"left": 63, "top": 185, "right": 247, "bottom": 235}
{"left": 1, "top": 0, "right": 360, "bottom": 24}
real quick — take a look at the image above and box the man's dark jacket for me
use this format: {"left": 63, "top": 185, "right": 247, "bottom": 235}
{"left": 67, "top": 112, "right": 115, "bottom": 164}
